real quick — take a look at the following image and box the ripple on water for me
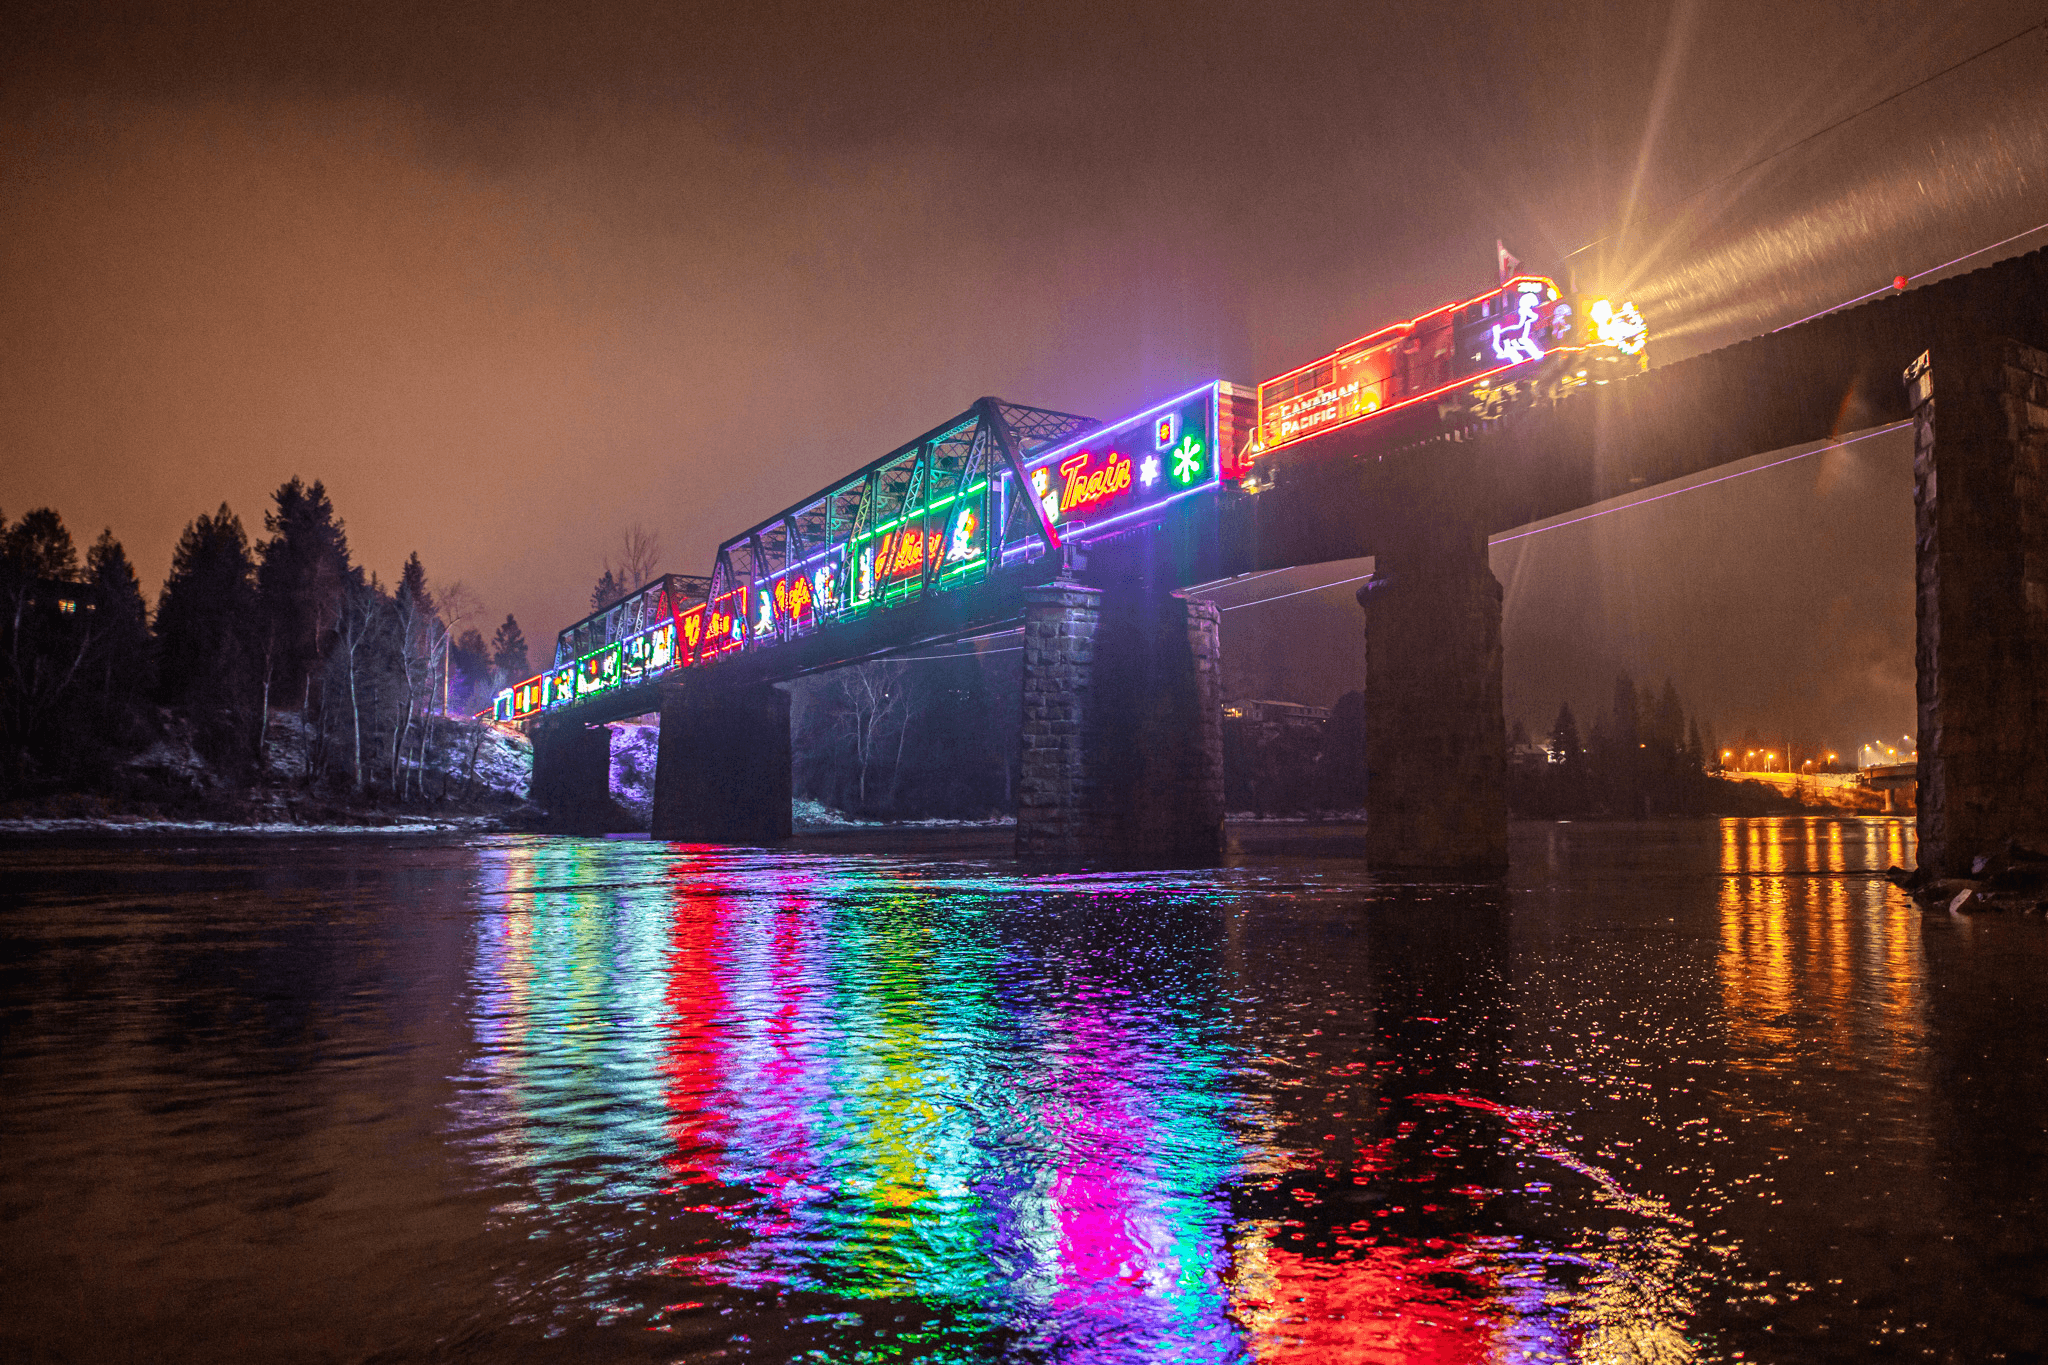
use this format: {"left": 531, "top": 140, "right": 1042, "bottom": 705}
{"left": 5, "top": 817, "right": 2045, "bottom": 1362}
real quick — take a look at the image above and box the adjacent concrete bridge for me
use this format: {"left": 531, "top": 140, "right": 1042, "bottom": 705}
{"left": 529, "top": 247, "right": 2048, "bottom": 878}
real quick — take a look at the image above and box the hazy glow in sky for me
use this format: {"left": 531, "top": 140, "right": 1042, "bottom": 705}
{"left": 2, "top": 0, "right": 2042, "bottom": 744}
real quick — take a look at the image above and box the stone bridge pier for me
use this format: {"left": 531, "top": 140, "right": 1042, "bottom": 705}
{"left": 528, "top": 720, "right": 615, "bottom": 835}
{"left": 1908, "top": 332, "right": 2048, "bottom": 879}
{"left": 1357, "top": 512, "right": 1509, "bottom": 877}
{"left": 650, "top": 677, "right": 793, "bottom": 844}
{"left": 1016, "top": 580, "right": 1226, "bottom": 864}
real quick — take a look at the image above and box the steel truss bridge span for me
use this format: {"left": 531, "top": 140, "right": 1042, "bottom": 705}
{"left": 500, "top": 384, "right": 1254, "bottom": 726}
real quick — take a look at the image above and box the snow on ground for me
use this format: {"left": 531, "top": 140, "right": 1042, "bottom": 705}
{"left": 609, "top": 722, "right": 659, "bottom": 826}
{"left": 1225, "top": 810, "right": 1369, "bottom": 823}
{"left": 0, "top": 816, "right": 507, "bottom": 836}
{"left": 792, "top": 798, "right": 1014, "bottom": 828}
{"left": 468, "top": 724, "right": 532, "bottom": 799}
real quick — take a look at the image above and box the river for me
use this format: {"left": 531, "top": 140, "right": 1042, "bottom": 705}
{"left": 3, "top": 817, "right": 2042, "bottom": 1362}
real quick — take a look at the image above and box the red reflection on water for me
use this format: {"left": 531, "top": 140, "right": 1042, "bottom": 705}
{"left": 660, "top": 863, "right": 729, "bottom": 1189}
{"left": 1243, "top": 1242, "right": 1504, "bottom": 1362}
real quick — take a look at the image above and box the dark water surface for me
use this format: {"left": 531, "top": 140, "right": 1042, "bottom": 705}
{"left": 4, "top": 818, "right": 2043, "bottom": 1363}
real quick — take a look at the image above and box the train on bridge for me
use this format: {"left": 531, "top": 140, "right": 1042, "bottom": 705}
{"left": 490, "top": 272, "right": 1647, "bottom": 725}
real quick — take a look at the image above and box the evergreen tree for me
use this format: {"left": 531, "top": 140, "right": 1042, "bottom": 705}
{"left": 2, "top": 508, "right": 81, "bottom": 582}
{"left": 256, "top": 477, "right": 351, "bottom": 713}
{"left": 84, "top": 530, "right": 152, "bottom": 707}
{"left": 590, "top": 569, "right": 622, "bottom": 611}
{"left": 156, "top": 505, "right": 259, "bottom": 704}
{"left": 450, "top": 628, "right": 492, "bottom": 713}
{"left": 155, "top": 504, "right": 260, "bottom": 762}
{"left": 1550, "top": 701, "right": 1583, "bottom": 765}
{"left": 0, "top": 509, "right": 91, "bottom": 790}
{"left": 1651, "top": 679, "right": 1685, "bottom": 757}
{"left": 490, "top": 614, "right": 530, "bottom": 686}
{"left": 397, "top": 553, "right": 434, "bottom": 620}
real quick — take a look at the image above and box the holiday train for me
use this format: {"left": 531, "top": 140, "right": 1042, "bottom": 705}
{"left": 491, "top": 273, "right": 1646, "bottom": 723}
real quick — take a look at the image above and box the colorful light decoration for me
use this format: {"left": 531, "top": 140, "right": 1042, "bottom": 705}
{"left": 1017, "top": 383, "right": 1220, "bottom": 540}
{"left": 773, "top": 572, "right": 815, "bottom": 623}
{"left": 946, "top": 506, "right": 980, "bottom": 562}
{"left": 1030, "top": 466, "right": 1061, "bottom": 525}
{"left": 1489, "top": 282, "right": 1550, "bottom": 363}
{"left": 1055, "top": 450, "right": 1134, "bottom": 514}
{"left": 856, "top": 544, "right": 876, "bottom": 603}
{"left": 1587, "top": 297, "right": 1648, "bottom": 357}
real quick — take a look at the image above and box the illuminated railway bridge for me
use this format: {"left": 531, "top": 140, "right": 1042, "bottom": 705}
{"left": 500, "top": 250, "right": 2048, "bottom": 878}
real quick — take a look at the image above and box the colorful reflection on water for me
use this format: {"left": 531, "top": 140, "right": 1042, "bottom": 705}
{"left": 13, "top": 816, "right": 2041, "bottom": 1362}
{"left": 459, "top": 831, "right": 1889, "bottom": 1360}
{"left": 462, "top": 848, "right": 1256, "bottom": 1356}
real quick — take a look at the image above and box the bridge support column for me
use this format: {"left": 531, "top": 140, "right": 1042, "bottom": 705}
{"left": 1016, "top": 582, "right": 1224, "bottom": 864}
{"left": 1907, "top": 334, "right": 2048, "bottom": 879}
{"left": 1358, "top": 519, "right": 1509, "bottom": 877}
{"left": 529, "top": 722, "right": 615, "bottom": 834}
{"left": 651, "top": 681, "right": 792, "bottom": 844}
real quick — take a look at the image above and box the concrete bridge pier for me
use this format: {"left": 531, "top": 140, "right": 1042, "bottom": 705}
{"left": 1358, "top": 515, "right": 1509, "bottom": 877}
{"left": 650, "top": 679, "right": 793, "bottom": 844}
{"left": 1908, "top": 332, "right": 2048, "bottom": 879}
{"left": 529, "top": 721, "right": 615, "bottom": 834}
{"left": 1017, "top": 581, "right": 1225, "bottom": 864}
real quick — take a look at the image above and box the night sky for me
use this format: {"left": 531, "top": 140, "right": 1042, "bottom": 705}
{"left": 4, "top": 1, "right": 2043, "bottom": 754}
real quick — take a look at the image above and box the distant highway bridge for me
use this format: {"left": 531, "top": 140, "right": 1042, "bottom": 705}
{"left": 501, "top": 248, "right": 2048, "bottom": 879}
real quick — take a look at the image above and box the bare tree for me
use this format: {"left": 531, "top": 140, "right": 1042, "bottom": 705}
{"left": 886, "top": 666, "right": 931, "bottom": 807}
{"left": 388, "top": 587, "right": 427, "bottom": 799}
{"left": 434, "top": 583, "right": 480, "bottom": 717}
{"left": 0, "top": 583, "right": 94, "bottom": 782}
{"left": 425, "top": 582, "right": 480, "bottom": 798}
{"left": 332, "top": 579, "right": 380, "bottom": 792}
{"left": 827, "top": 663, "right": 909, "bottom": 810}
{"left": 613, "top": 524, "right": 663, "bottom": 592}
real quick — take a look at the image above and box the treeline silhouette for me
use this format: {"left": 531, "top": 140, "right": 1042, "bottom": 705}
{"left": 0, "top": 481, "right": 531, "bottom": 810}
{"left": 1512, "top": 674, "right": 1725, "bottom": 818}
{"left": 1224, "top": 674, "right": 1762, "bottom": 819}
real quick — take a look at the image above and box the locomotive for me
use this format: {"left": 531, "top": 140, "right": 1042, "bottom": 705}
{"left": 1250, "top": 274, "right": 1646, "bottom": 458}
